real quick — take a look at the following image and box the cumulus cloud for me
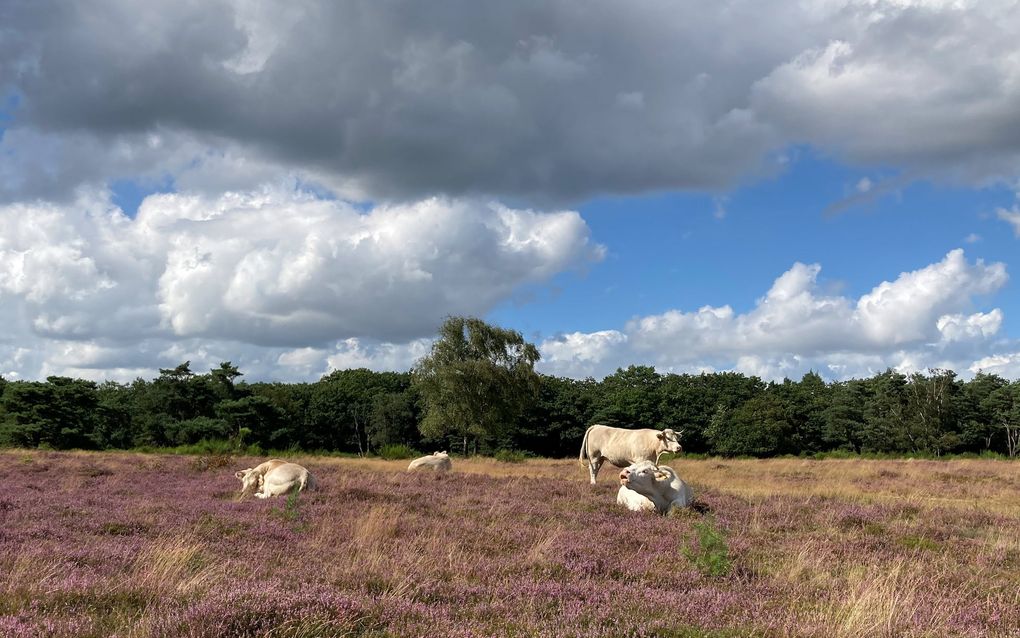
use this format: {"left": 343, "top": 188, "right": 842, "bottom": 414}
{"left": 4, "top": 0, "right": 1020, "bottom": 203}
{"left": 0, "top": 188, "right": 600, "bottom": 380}
{"left": 538, "top": 250, "right": 1013, "bottom": 381}
{"left": 970, "top": 352, "right": 1020, "bottom": 379}
{"left": 998, "top": 206, "right": 1020, "bottom": 236}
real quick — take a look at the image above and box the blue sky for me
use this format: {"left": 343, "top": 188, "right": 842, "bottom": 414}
{"left": 492, "top": 153, "right": 1018, "bottom": 341}
{"left": 1, "top": 1, "right": 1018, "bottom": 383}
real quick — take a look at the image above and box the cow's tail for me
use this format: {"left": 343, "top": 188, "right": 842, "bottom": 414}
{"left": 579, "top": 425, "right": 593, "bottom": 467}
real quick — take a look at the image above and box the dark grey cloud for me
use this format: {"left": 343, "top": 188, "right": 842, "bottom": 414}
{"left": 3, "top": 0, "right": 1020, "bottom": 204}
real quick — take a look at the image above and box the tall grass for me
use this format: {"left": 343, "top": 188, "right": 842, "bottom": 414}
{"left": 0, "top": 450, "right": 1017, "bottom": 637}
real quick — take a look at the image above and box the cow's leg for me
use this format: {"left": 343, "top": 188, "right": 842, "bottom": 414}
{"left": 589, "top": 456, "right": 603, "bottom": 484}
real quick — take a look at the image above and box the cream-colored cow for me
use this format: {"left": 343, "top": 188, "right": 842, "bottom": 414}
{"left": 235, "top": 460, "right": 315, "bottom": 498}
{"left": 616, "top": 460, "right": 693, "bottom": 514}
{"left": 407, "top": 451, "right": 452, "bottom": 472}
{"left": 579, "top": 425, "right": 682, "bottom": 484}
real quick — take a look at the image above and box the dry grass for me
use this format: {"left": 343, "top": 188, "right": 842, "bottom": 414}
{"left": 305, "top": 453, "right": 1020, "bottom": 516}
{"left": 1, "top": 450, "right": 1017, "bottom": 637}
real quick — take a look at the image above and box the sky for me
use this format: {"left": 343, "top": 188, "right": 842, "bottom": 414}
{"left": 1, "top": 0, "right": 1019, "bottom": 384}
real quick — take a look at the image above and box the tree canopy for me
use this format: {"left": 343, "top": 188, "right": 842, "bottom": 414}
{"left": 2, "top": 320, "right": 1019, "bottom": 459}
{"left": 412, "top": 317, "right": 540, "bottom": 454}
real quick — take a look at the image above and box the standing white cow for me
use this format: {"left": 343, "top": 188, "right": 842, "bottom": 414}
{"left": 235, "top": 461, "right": 315, "bottom": 499}
{"left": 407, "top": 451, "right": 452, "bottom": 472}
{"left": 616, "top": 460, "right": 694, "bottom": 514}
{"left": 579, "top": 424, "right": 682, "bottom": 484}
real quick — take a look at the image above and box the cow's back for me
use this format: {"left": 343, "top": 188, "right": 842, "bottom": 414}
{"left": 264, "top": 463, "right": 311, "bottom": 489}
{"left": 585, "top": 425, "right": 659, "bottom": 467}
{"left": 408, "top": 454, "right": 452, "bottom": 471}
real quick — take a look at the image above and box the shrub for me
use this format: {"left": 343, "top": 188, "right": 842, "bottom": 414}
{"left": 377, "top": 444, "right": 419, "bottom": 460}
{"left": 682, "top": 516, "right": 731, "bottom": 578}
{"left": 493, "top": 449, "right": 531, "bottom": 463}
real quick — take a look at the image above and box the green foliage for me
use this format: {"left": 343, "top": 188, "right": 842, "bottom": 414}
{"left": 592, "top": 365, "right": 663, "bottom": 428}
{"left": 271, "top": 492, "right": 312, "bottom": 534}
{"left": 0, "top": 376, "right": 101, "bottom": 449}
{"left": 493, "top": 449, "right": 532, "bottom": 463}
{"left": 707, "top": 391, "right": 792, "bottom": 456}
{"left": 377, "top": 444, "right": 420, "bottom": 460}
{"left": 369, "top": 389, "right": 420, "bottom": 450}
{"left": 682, "top": 517, "right": 732, "bottom": 578}
{"left": 412, "top": 316, "right": 540, "bottom": 454}
{"left": 2, "top": 335, "right": 1020, "bottom": 461}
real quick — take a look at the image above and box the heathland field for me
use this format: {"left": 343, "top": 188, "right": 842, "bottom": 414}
{"left": 1, "top": 451, "right": 1018, "bottom": 637}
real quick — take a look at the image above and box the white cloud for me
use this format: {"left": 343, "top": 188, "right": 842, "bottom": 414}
{"left": 539, "top": 250, "right": 1014, "bottom": 381}
{"left": 537, "top": 330, "right": 628, "bottom": 379}
{"left": 854, "top": 249, "right": 1006, "bottom": 345}
{"left": 970, "top": 352, "right": 1020, "bottom": 379}
{"left": 998, "top": 206, "right": 1020, "bottom": 236}
{"left": 0, "top": 188, "right": 600, "bottom": 381}
{"left": 324, "top": 338, "right": 433, "bottom": 374}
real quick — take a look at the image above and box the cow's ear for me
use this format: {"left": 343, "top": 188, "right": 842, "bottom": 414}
{"left": 654, "top": 470, "right": 668, "bottom": 481}
{"left": 234, "top": 470, "right": 245, "bottom": 479}
{"left": 657, "top": 431, "right": 665, "bottom": 440}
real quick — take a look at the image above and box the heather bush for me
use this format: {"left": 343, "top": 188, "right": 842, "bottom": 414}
{"left": 0, "top": 451, "right": 1017, "bottom": 637}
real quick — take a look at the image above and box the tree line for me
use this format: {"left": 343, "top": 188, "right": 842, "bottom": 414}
{"left": 1, "top": 317, "right": 1019, "bottom": 458}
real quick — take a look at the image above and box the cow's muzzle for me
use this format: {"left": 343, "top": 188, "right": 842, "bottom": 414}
{"left": 619, "top": 468, "right": 630, "bottom": 485}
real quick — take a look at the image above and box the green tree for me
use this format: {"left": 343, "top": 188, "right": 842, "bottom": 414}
{"left": 215, "top": 395, "right": 284, "bottom": 447}
{"left": 0, "top": 377, "right": 100, "bottom": 449}
{"left": 707, "top": 388, "right": 793, "bottom": 456}
{"left": 368, "top": 389, "right": 421, "bottom": 450}
{"left": 592, "top": 365, "right": 663, "bottom": 429}
{"left": 786, "top": 371, "right": 830, "bottom": 453}
{"left": 860, "top": 370, "right": 910, "bottom": 453}
{"left": 412, "top": 317, "right": 540, "bottom": 455}
{"left": 905, "top": 368, "right": 960, "bottom": 455}
{"left": 660, "top": 372, "right": 765, "bottom": 454}
{"left": 822, "top": 380, "right": 867, "bottom": 453}
{"left": 983, "top": 382, "right": 1020, "bottom": 457}
{"left": 308, "top": 369, "right": 411, "bottom": 454}
{"left": 520, "top": 374, "right": 598, "bottom": 457}
{"left": 209, "top": 361, "right": 243, "bottom": 401}
{"left": 92, "top": 381, "right": 136, "bottom": 449}
{"left": 958, "top": 373, "right": 1008, "bottom": 452}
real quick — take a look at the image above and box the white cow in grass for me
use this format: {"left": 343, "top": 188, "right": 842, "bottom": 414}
{"left": 579, "top": 424, "right": 682, "bottom": 484}
{"left": 235, "top": 460, "right": 316, "bottom": 498}
{"left": 407, "top": 451, "right": 452, "bottom": 472}
{"left": 616, "top": 461, "right": 694, "bottom": 514}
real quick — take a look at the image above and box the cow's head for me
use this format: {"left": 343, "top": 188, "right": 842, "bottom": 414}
{"left": 434, "top": 451, "right": 448, "bottom": 457}
{"left": 657, "top": 428, "right": 683, "bottom": 454}
{"left": 619, "top": 461, "right": 673, "bottom": 499}
{"left": 234, "top": 468, "right": 261, "bottom": 495}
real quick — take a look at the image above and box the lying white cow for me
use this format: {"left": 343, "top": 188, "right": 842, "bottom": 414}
{"left": 579, "top": 424, "right": 682, "bottom": 484}
{"left": 616, "top": 460, "right": 694, "bottom": 514}
{"left": 235, "top": 460, "right": 315, "bottom": 498}
{"left": 407, "top": 451, "right": 452, "bottom": 472}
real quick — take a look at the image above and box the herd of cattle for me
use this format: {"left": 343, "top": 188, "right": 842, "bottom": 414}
{"left": 233, "top": 425, "right": 692, "bottom": 515}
